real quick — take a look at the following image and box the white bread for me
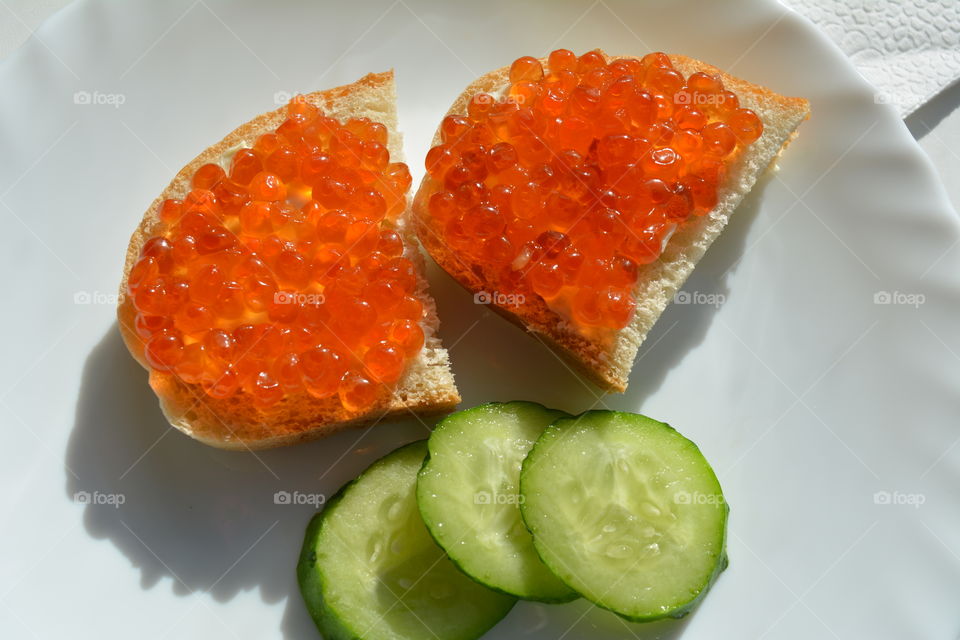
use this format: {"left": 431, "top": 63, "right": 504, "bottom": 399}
{"left": 412, "top": 52, "right": 810, "bottom": 392}
{"left": 117, "top": 72, "right": 460, "bottom": 450}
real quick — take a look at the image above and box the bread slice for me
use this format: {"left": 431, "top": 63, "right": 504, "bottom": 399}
{"left": 412, "top": 52, "right": 810, "bottom": 392}
{"left": 117, "top": 72, "right": 460, "bottom": 450}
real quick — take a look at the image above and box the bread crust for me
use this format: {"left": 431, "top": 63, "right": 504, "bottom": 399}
{"left": 412, "top": 51, "right": 810, "bottom": 392}
{"left": 117, "top": 72, "right": 459, "bottom": 450}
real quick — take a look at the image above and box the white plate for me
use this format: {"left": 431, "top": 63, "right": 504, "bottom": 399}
{"left": 1, "top": 0, "right": 959, "bottom": 638}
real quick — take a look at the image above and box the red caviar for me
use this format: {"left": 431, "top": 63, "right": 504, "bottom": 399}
{"left": 128, "top": 99, "right": 421, "bottom": 411}
{"left": 421, "top": 50, "right": 762, "bottom": 331}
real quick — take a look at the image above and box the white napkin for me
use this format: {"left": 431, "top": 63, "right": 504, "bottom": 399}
{"left": 780, "top": 0, "right": 960, "bottom": 116}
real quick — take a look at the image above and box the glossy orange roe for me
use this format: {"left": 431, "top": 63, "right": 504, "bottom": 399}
{"left": 423, "top": 50, "right": 763, "bottom": 331}
{"left": 128, "top": 98, "right": 422, "bottom": 411}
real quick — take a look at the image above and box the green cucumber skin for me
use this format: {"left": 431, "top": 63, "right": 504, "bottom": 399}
{"left": 418, "top": 452, "right": 579, "bottom": 605}
{"left": 417, "top": 401, "right": 580, "bottom": 603}
{"left": 297, "top": 441, "right": 515, "bottom": 640}
{"left": 296, "top": 456, "right": 373, "bottom": 640}
{"left": 519, "top": 410, "right": 730, "bottom": 623}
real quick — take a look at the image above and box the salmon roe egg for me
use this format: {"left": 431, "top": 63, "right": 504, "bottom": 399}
{"left": 420, "top": 50, "right": 763, "bottom": 332}
{"left": 510, "top": 56, "right": 544, "bottom": 84}
{"left": 338, "top": 371, "right": 378, "bottom": 412}
{"left": 126, "top": 97, "right": 425, "bottom": 414}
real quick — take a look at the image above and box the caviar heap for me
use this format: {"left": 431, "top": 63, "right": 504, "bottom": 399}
{"left": 422, "top": 50, "right": 763, "bottom": 331}
{"left": 127, "top": 99, "right": 424, "bottom": 412}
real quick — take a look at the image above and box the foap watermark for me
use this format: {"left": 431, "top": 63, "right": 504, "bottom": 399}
{"left": 73, "top": 90, "right": 126, "bottom": 109}
{"left": 274, "top": 291, "right": 325, "bottom": 305}
{"left": 470, "top": 92, "right": 528, "bottom": 108}
{"left": 873, "top": 490, "right": 925, "bottom": 509}
{"left": 674, "top": 490, "right": 725, "bottom": 506}
{"left": 474, "top": 290, "right": 525, "bottom": 306}
{"left": 474, "top": 490, "right": 525, "bottom": 505}
{"left": 74, "top": 491, "right": 126, "bottom": 508}
{"left": 74, "top": 290, "right": 120, "bottom": 305}
{"left": 673, "top": 90, "right": 733, "bottom": 107}
{"left": 274, "top": 490, "right": 326, "bottom": 507}
{"left": 482, "top": 436, "right": 532, "bottom": 453}
{"left": 873, "top": 91, "right": 912, "bottom": 110}
{"left": 274, "top": 91, "right": 313, "bottom": 106}
{"left": 674, "top": 290, "right": 725, "bottom": 308}
{"left": 873, "top": 290, "right": 925, "bottom": 308}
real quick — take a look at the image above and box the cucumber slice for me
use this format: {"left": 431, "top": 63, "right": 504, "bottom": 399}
{"left": 417, "top": 402, "right": 579, "bottom": 602}
{"left": 519, "top": 411, "right": 728, "bottom": 622}
{"left": 297, "top": 441, "right": 516, "bottom": 640}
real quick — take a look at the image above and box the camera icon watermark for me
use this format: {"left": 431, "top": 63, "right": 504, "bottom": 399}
{"left": 471, "top": 93, "right": 495, "bottom": 106}
{"left": 74, "top": 290, "right": 119, "bottom": 305}
{"left": 73, "top": 90, "right": 126, "bottom": 109}
{"left": 873, "top": 290, "right": 925, "bottom": 308}
{"left": 873, "top": 490, "right": 925, "bottom": 509}
{"left": 474, "top": 491, "right": 525, "bottom": 505}
{"left": 474, "top": 290, "right": 525, "bottom": 306}
{"left": 674, "top": 290, "right": 725, "bottom": 308}
{"left": 274, "top": 490, "right": 326, "bottom": 507}
{"left": 74, "top": 491, "right": 126, "bottom": 508}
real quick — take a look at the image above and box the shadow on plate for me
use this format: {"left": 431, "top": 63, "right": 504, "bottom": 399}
{"left": 905, "top": 78, "right": 960, "bottom": 139}
{"left": 66, "top": 326, "right": 432, "bottom": 638}
{"left": 422, "top": 261, "right": 601, "bottom": 414}
{"left": 601, "top": 168, "right": 773, "bottom": 411}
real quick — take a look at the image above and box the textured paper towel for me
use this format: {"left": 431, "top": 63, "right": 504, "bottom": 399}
{"left": 781, "top": 0, "right": 960, "bottom": 116}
